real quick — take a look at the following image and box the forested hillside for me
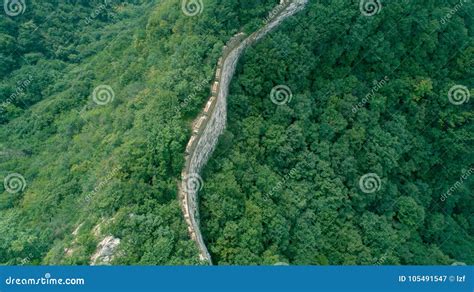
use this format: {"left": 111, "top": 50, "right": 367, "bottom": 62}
{"left": 0, "top": 0, "right": 278, "bottom": 265}
{"left": 199, "top": 0, "right": 473, "bottom": 265}
{"left": 0, "top": 0, "right": 472, "bottom": 266}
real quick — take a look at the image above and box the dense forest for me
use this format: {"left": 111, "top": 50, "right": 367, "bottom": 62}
{"left": 200, "top": 0, "right": 473, "bottom": 264}
{"left": 1, "top": 0, "right": 473, "bottom": 265}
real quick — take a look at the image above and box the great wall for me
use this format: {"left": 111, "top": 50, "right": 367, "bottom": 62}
{"left": 178, "top": 0, "right": 308, "bottom": 264}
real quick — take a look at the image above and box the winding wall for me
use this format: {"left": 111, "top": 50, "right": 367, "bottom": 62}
{"left": 179, "top": 0, "right": 308, "bottom": 264}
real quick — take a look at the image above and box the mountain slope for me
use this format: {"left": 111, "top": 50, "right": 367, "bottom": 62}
{"left": 0, "top": 0, "right": 279, "bottom": 265}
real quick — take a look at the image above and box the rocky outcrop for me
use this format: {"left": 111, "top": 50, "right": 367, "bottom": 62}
{"left": 86, "top": 218, "right": 120, "bottom": 265}
{"left": 90, "top": 236, "right": 121, "bottom": 265}
{"left": 179, "top": 0, "right": 308, "bottom": 265}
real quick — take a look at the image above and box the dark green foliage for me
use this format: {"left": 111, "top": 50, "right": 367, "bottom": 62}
{"left": 0, "top": 0, "right": 278, "bottom": 265}
{"left": 200, "top": 0, "right": 473, "bottom": 265}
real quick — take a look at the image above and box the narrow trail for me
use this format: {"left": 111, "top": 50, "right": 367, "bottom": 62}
{"left": 179, "top": 0, "right": 308, "bottom": 265}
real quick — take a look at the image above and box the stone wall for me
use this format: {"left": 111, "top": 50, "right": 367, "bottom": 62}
{"left": 179, "top": 0, "right": 308, "bottom": 265}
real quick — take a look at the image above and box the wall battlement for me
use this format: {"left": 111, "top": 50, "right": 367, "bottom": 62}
{"left": 178, "top": 0, "right": 308, "bottom": 265}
